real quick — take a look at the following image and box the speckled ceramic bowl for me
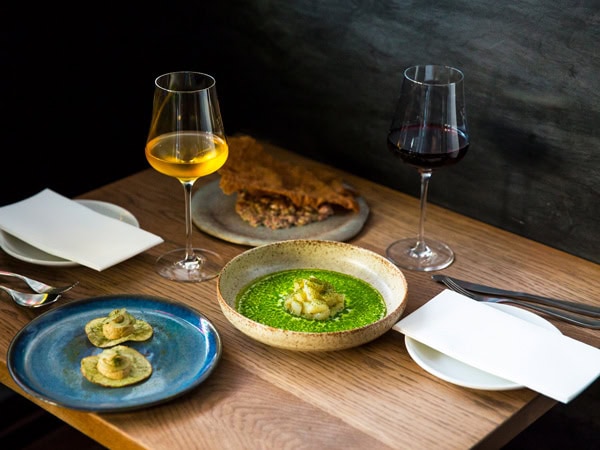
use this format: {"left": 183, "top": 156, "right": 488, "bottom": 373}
{"left": 217, "top": 239, "right": 408, "bottom": 351}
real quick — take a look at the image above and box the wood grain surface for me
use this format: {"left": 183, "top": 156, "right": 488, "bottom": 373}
{"left": 0, "top": 140, "right": 598, "bottom": 450}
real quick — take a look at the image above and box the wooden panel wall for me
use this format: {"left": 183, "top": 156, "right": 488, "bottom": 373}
{"left": 3, "top": 1, "right": 599, "bottom": 264}
{"left": 213, "top": 0, "right": 600, "bottom": 264}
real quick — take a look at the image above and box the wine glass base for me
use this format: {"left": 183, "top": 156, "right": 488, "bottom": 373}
{"left": 386, "top": 238, "right": 454, "bottom": 272}
{"left": 154, "top": 248, "right": 224, "bottom": 282}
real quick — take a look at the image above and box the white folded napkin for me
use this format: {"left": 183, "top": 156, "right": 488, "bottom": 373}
{"left": 393, "top": 289, "right": 600, "bottom": 403}
{"left": 0, "top": 189, "right": 164, "bottom": 271}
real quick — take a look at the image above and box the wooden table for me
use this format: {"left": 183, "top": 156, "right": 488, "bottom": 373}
{"left": 1, "top": 140, "right": 598, "bottom": 449}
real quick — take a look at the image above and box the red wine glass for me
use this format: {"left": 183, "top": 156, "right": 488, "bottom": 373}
{"left": 386, "top": 65, "right": 469, "bottom": 271}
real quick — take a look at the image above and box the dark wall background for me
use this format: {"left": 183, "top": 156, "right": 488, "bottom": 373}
{"left": 3, "top": 1, "right": 599, "bottom": 264}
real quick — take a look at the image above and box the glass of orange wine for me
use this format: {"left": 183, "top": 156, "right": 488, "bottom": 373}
{"left": 145, "top": 71, "right": 229, "bottom": 282}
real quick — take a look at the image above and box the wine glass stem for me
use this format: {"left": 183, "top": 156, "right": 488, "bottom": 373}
{"left": 181, "top": 180, "right": 199, "bottom": 263}
{"left": 415, "top": 169, "right": 433, "bottom": 255}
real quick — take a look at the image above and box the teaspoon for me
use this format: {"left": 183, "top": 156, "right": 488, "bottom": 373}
{"left": 0, "top": 270, "right": 78, "bottom": 294}
{"left": 0, "top": 285, "right": 61, "bottom": 308}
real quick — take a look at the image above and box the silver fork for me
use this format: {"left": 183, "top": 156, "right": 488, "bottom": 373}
{"left": 0, "top": 270, "right": 78, "bottom": 294}
{"left": 440, "top": 277, "right": 600, "bottom": 329}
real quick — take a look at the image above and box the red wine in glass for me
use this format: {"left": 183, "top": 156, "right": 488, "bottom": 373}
{"left": 385, "top": 65, "right": 469, "bottom": 271}
{"left": 387, "top": 124, "right": 469, "bottom": 169}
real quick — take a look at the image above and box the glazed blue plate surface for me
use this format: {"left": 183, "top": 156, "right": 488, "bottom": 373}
{"left": 8, "top": 295, "right": 222, "bottom": 412}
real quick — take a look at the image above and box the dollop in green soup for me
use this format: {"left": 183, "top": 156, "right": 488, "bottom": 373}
{"left": 236, "top": 269, "right": 386, "bottom": 332}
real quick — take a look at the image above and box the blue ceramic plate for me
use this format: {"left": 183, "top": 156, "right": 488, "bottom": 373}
{"left": 7, "top": 295, "right": 222, "bottom": 412}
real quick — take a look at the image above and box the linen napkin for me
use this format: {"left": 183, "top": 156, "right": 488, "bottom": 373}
{"left": 0, "top": 189, "right": 164, "bottom": 271}
{"left": 393, "top": 289, "right": 600, "bottom": 403}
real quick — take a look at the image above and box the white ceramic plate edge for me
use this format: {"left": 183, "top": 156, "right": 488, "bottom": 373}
{"left": 0, "top": 200, "right": 139, "bottom": 267}
{"left": 404, "top": 303, "right": 562, "bottom": 390}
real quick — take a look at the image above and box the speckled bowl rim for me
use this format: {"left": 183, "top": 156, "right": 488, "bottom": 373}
{"left": 217, "top": 239, "right": 408, "bottom": 351}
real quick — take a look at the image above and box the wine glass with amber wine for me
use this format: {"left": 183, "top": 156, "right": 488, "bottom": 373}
{"left": 145, "top": 71, "right": 228, "bottom": 282}
{"left": 386, "top": 65, "right": 469, "bottom": 271}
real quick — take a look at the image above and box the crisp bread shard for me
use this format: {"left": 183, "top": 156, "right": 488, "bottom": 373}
{"left": 218, "top": 135, "right": 360, "bottom": 213}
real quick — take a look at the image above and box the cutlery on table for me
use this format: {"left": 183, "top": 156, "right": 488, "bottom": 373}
{"left": 431, "top": 274, "right": 600, "bottom": 318}
{"left": 0, "top": 285, "right": 61, "bottom": 308}
{"left": 434, "top": 276, "right": 600, "bottom": 329}
{"left": 0, "top": 270, "right": 78, "bottom": 295}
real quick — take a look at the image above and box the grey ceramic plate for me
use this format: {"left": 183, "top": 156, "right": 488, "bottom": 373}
{"left": 7, "top": 295, "right": 222, "bottom": 412}
{"left": 191, "top": 179, "right": 370, "bottom": 247}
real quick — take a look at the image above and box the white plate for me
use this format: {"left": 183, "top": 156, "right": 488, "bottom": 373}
{"left": 404, "top": 303, "right": 562, "bottom": 390}
{"left": 0, "top": 200, "right": 139, "bottom": 267}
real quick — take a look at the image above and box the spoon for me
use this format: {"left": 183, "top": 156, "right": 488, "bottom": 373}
{"left": 0, "top": 270, "right": 78, "bottom": 294}
{"left": 0, "top": 285, "right": 61, "bottom": 308}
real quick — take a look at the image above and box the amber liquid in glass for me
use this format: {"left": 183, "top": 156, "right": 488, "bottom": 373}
{"left": 145, "top": 131, "right": 229, "bottom": 182}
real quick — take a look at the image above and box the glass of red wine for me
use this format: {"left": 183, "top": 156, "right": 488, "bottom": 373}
{"left": 386, "top": 65, "right": 469, "bottom": 271}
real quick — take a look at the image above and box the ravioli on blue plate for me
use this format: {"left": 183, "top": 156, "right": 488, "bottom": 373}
{"left": 81, "top": 345, "right": 152, "bottom": 387}
{"left": 85, "top": 308, "right": 153, "bottom": 347}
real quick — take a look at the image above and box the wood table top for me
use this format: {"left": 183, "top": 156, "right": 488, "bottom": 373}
{"left": 1, "top": 139, "right": 598, "bottom": 449}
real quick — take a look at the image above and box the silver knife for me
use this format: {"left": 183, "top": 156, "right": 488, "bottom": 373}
{"left": 431, "top": 275, "right": 600, "bottom": 317}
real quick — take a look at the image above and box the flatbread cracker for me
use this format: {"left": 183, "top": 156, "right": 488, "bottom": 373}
{"left": 85, "top": 308, "right": 153, "bottom": 348}
{"left": 81, "top": 345, "right": 152, "bottom": 387}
